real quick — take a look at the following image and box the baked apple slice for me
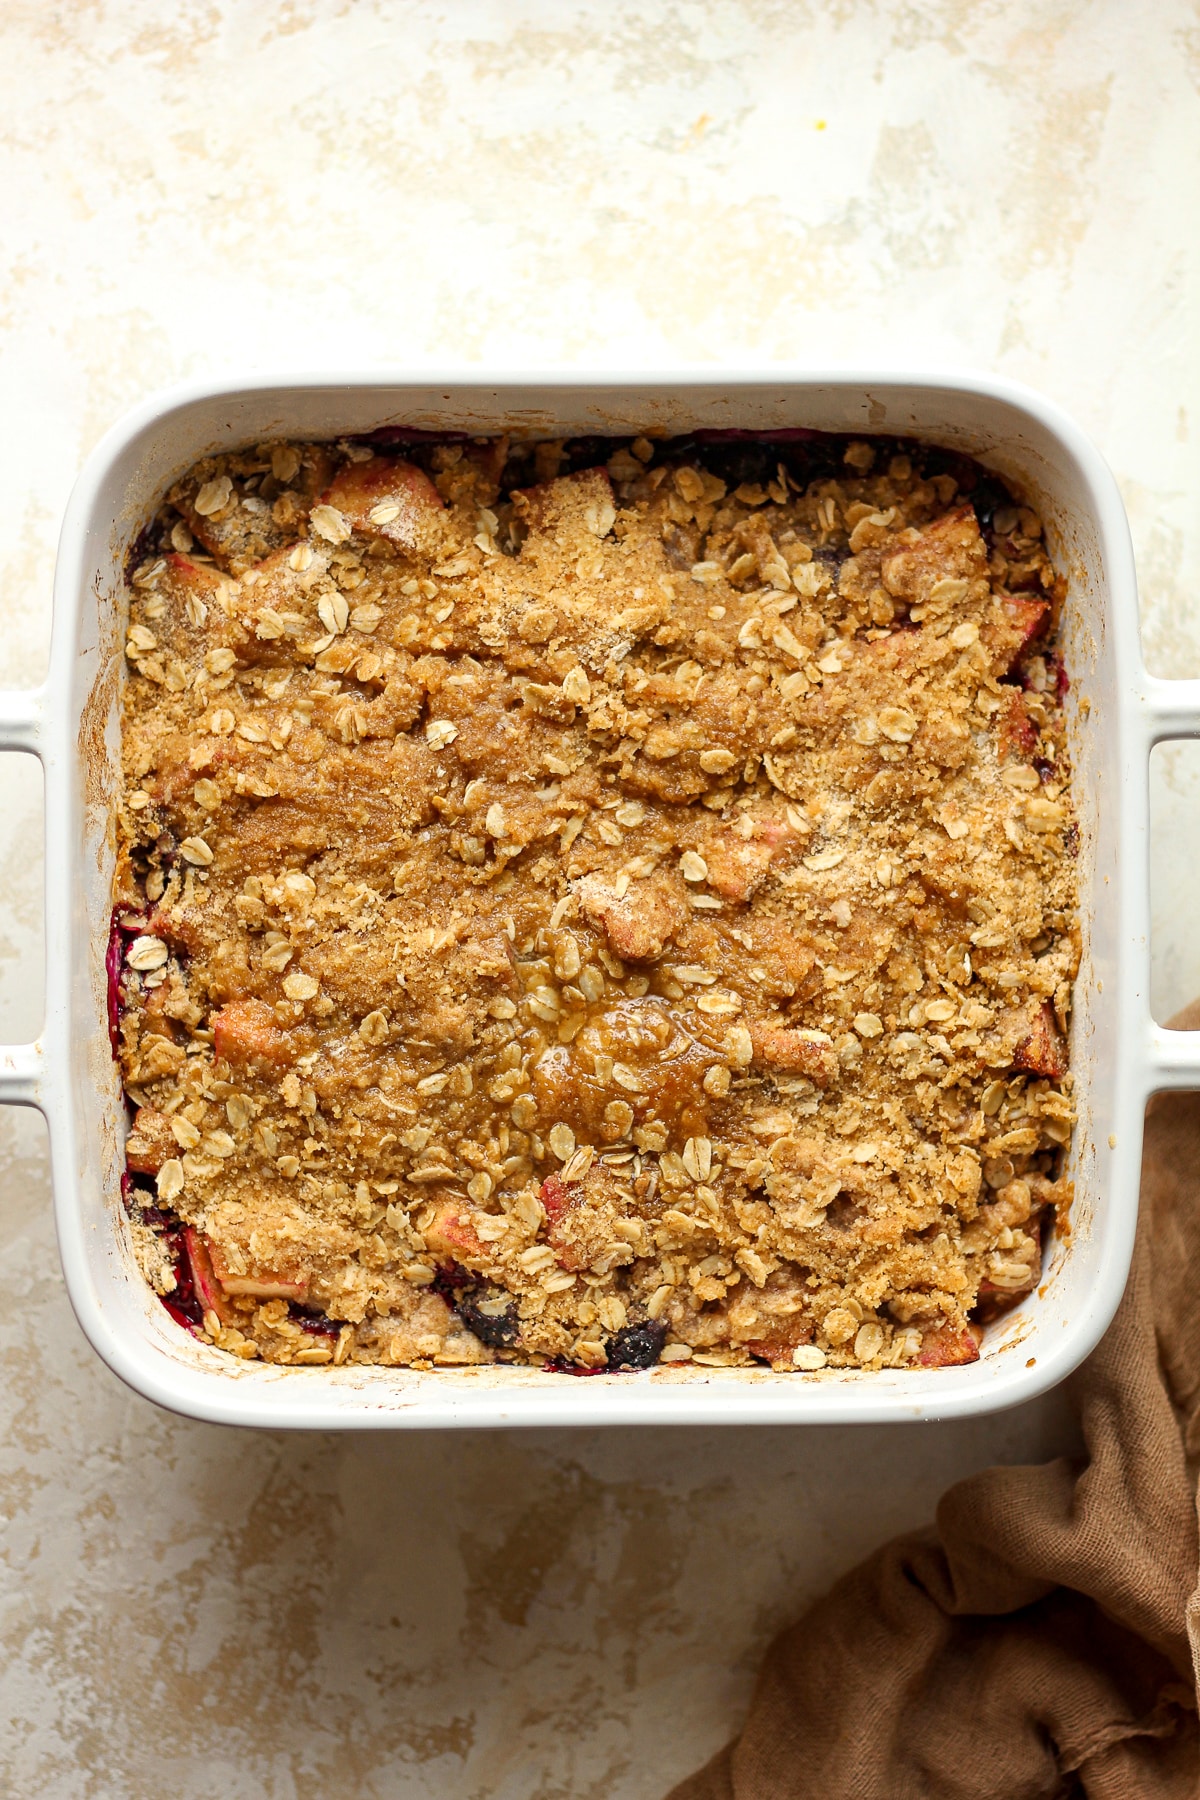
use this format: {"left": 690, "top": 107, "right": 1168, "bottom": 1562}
{"left": 318, "top": 456, "right": 443, "bottom": 549}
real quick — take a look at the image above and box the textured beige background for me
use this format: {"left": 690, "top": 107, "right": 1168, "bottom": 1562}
{"left": 1, "top": 3, "right": 1199, "bottom": 1795}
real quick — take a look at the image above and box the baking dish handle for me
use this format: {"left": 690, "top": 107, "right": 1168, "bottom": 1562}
{"left": 1141, "top": 674, "right": 1200, "bottom": 1091}
{"left": 0, "top": 686, "right": 45, "bottom": 1108}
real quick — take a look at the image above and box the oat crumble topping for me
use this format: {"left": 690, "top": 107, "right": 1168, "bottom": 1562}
{"left": 114, "top": 430, "right": 1077, "bottom": 1374}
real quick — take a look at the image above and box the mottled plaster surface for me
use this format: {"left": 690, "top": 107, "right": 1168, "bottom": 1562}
{"left": 0, "top": 2, "right": 1198, "bottom": 1794}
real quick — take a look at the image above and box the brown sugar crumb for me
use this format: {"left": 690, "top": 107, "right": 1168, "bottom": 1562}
{"left": 113, "top": 432, "right": 1078, "bottom": 1373}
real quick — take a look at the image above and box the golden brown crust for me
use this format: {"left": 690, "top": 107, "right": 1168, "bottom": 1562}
{"left": 115, "top": 435, "right": 1077, "bottom": 1373}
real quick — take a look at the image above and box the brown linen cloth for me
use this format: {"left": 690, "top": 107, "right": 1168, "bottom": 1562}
{"left": 667, "top": 1003, "right": 1200, "bottom": 1800}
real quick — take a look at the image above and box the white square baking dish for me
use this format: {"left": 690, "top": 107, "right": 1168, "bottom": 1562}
{"left": 4, "top": 370, "right": 1195, "bottom": 1429}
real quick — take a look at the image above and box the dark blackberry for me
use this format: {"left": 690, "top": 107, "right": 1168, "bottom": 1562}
{"left": 290, "top": 1305, "right": 340, "bottom": 1339}
{"left": 160, "top": 1228, "right": 203, "bottom": 1330}
{"left": 430, "top": 1262, "right": 473, "bottom": 1309}
{"left": 967, "top": 475, "right": 1012, "bottom": 533}
{"left": 605, "top": 1320, "right": 668, "bottom": 1370}
{"left": 455, "top": 1291, "right": 520, "bottom": 1349}
{"left": 557, "top": 436, "right": 624, "bottom": 478}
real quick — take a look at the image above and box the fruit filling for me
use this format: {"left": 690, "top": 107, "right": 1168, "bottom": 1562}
{"left": 114, "top": 430, "right": 1077, "bottom": 1372}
